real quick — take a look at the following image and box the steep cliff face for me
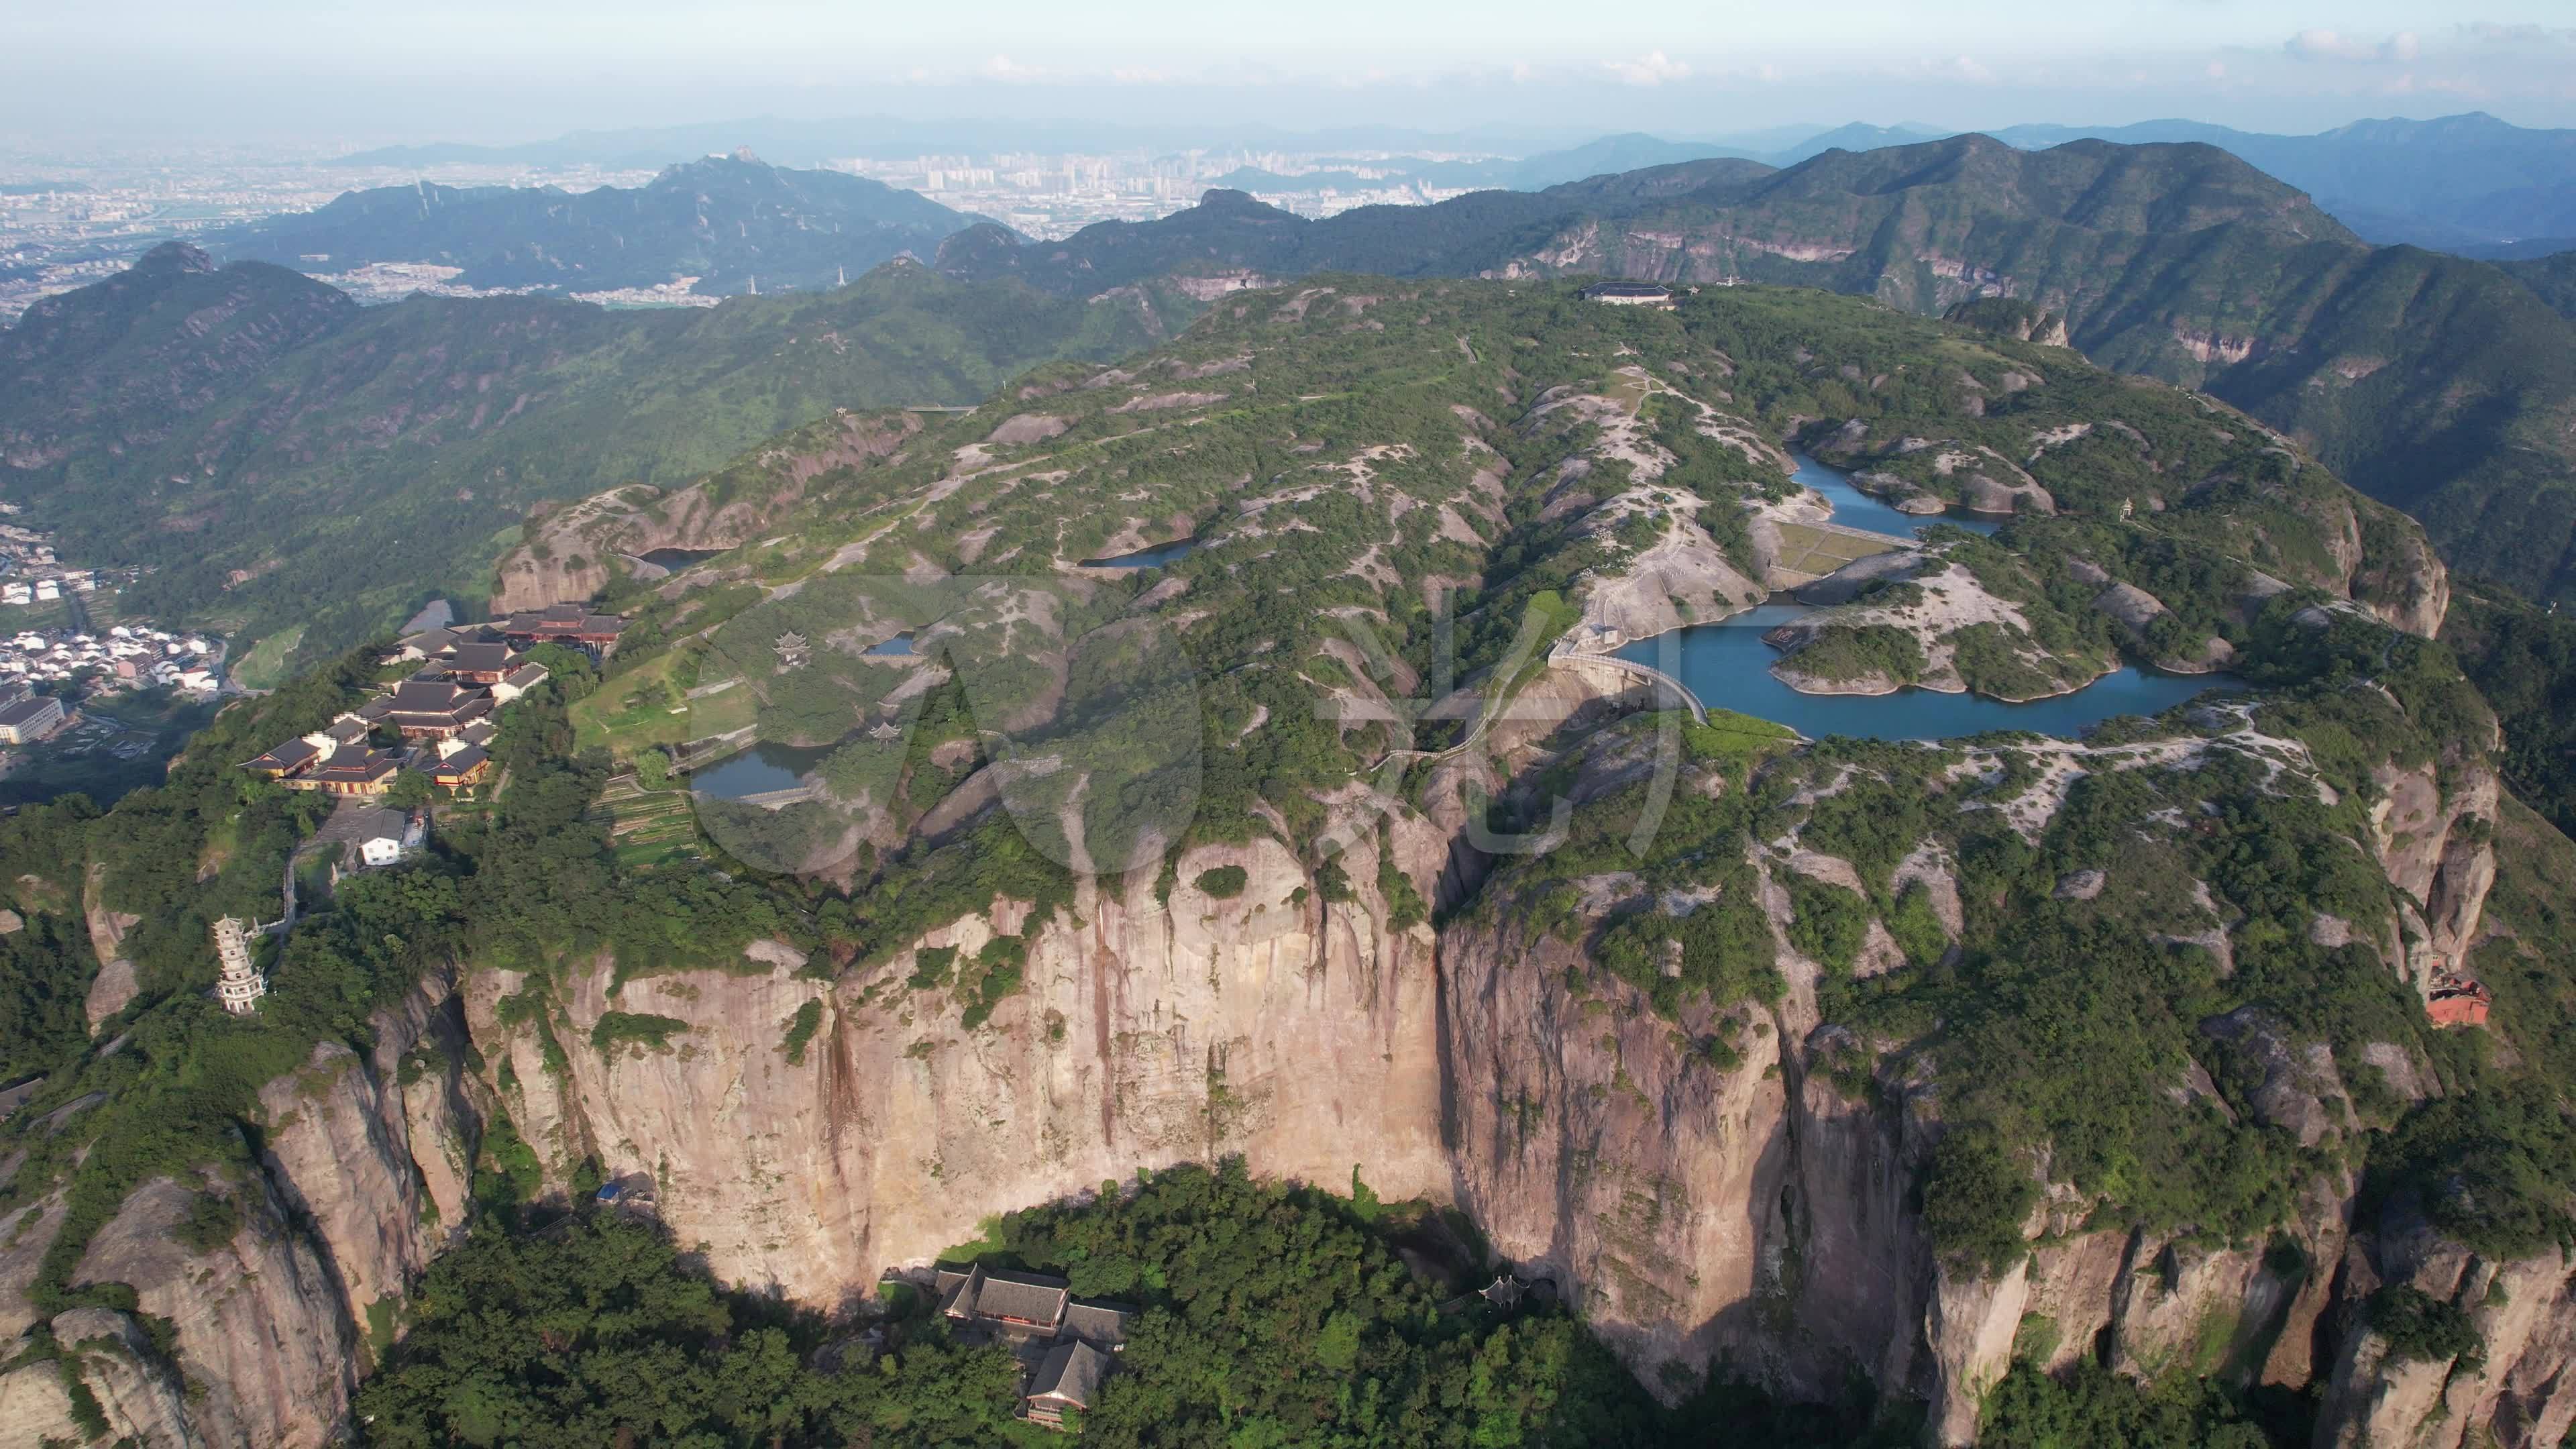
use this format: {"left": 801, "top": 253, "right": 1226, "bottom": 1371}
{"left": 0, "top": 970, "right": 490, "bottom": 1449}
{"left": 254, "top": 974, "right": 481, "bottom": 1338}
{"left": 67, "top": 1173, "right": 358, "bottom": 1447}
{"left": 1440, "top": 915, "right": 1803, "bottom": 1387}
{"left": 38, "top": 743, "right": 2576, "bottom": 1448}
{"left": 2314, "top": 1221, "right": 2576, "bottom": 1449}
{"left": 475, "top": 829, "right": 1448, "bottom": 1299}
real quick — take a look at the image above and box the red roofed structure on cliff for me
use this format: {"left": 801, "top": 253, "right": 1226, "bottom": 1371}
{"left": 2427, "top": 973, "right": 2491, "bottom": 1028}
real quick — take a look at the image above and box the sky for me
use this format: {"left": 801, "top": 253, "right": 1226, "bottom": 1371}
{"left": 8, "top": 1, "right": 2576, "bottom": 152}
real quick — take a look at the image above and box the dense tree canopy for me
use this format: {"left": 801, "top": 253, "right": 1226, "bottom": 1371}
{"left": 356, "top": 1214, "right": 1038, "bottom": 1449}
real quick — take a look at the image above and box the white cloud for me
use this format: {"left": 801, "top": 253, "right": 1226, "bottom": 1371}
{"left": 2206, "top": 60, "right": 2226, "bottom": 79}
{"left": 1603, "top": 50, "right": 1689, "bottom": 87}
{"left": 2284, "top": 29, "right": 2419, "bottom": 63}
{"left": 980, "top": 54, "right": 1043, "bottom": 83}
{"left": 2460, "top": 21, "right": 2576, "bottom": 46}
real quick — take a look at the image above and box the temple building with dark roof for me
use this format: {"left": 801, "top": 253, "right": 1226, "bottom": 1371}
{"left": 421, "top": 738, "right": 492, "bottom": 790}
{"left": 240, "top": 735, "right": 325, "bottom": 779}
{"left": 439, "top": 640, "right": 523, "bottom": 686}
{"left": 1024, "top": 1340, "right": 1114, "bottom": 1430}
{"left": 929, "top": 1264, "right": 1131, "bottom": 1431}
{"left": 385, "top": 678, "right": 494, "bottom": 739}
{"left": 502, "top": 602, "right": 628, "bottom": 659}
{"left": 241, "top": 603, "right": 618, "bottom": 798}
{"left": 290, "top": 743, "right": 405, "bottom": 797}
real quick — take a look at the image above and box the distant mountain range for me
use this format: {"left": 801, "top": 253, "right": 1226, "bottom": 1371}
{"left": 1440, "top": 113, "right": 2576, "bottom": 250}
{"left": 325, "top": 109, "right": 2576, "bottom": 253}
{"left": 1053, "top": 113, "right": 2576, "bottom": 252}
{"left": 201, "top": 152, "right": 983, "bottom": 298}
{"left": 22, "top": 124, "right": 2576, "bottom": 663}
{"left": 930, "top": 136, "right": 2576, "bottom": 606}
{"left": 0, "top": 241, "right": 1175, "bottom": 670}
{"left": 1950, "top": 113, "right": 2576, "bottom": 251}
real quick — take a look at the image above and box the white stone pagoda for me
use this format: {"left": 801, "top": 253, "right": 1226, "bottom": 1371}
{"left": 213, "top": 916, "right": 266, "bottom": 1015}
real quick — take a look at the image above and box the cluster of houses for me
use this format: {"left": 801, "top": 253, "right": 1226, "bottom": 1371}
{"left": 931, "top": 1265, "right": 1132, "bottom": 1430}
{"left": 0, "top": 625, "right": 219, "bottom": 696}
{"left": 236, "top": 607, "right": 625, "bottom": 798}
{"left": 0, "top": 572, "right": 97, "bottom": 605}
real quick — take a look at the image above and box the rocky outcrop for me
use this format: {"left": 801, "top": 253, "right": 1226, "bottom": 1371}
{"left": 2347, "top": 504, "right": 2454, "bottom": 640}
{"left": 254, "top": 974, "right": 479, "bottom": 1338}
{"left": 71, "top": 1173, "right": 357, "bottom": 1447}
{"left": 491, "top": 409, "right": 924, "bottom": 611}
{"left": 0, "top": 975, "right": 488, "bottom": 1449}
{"left": 1575, "top": 513, "right": 1766, "bottom": 644}
{"left": 0, "top": 1305, "right": 207, "bottom": 1446}
{"left": 1926, "top": 1262, "right": 2029, "bottom": 1445}
{"left": 2368, "top": 759, "right": 2500, "bottom": 981}
{"left": 2314, "top": 1217, "right": 2576, "bottom": 1449}
{"left": 83, "top": 959, "right": 138, "bottom": 1032}
{"left": 2104, "top": 1240, "right": 2293, "bottom": 1384}
{"left": 81, "top": 861, "right": 141, "bottom": 1031}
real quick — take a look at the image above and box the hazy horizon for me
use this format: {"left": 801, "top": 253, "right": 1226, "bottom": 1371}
{"left": 9, "top": 2, "right": 2576, "bottom": 154}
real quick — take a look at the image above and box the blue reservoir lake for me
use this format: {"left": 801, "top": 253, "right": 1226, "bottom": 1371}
{"left": 1617, "top": 604, "right": 2233, "bottom": 742}
{"left": 1789, "top": 451, "right": 2002, "bottom": 539}
{"left": 1612, "top": 454, "right": 2235, "bottom": 741}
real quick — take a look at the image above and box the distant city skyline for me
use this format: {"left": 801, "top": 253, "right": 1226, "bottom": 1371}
{"left": 8, "top": 3, "right": 2576, "bottom": 150}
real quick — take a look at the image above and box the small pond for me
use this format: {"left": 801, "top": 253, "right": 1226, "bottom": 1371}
{"left": 688, "top": 739, "right": 841, "bottom": 800}
{"left": 1081, "top": 537, "right": 1198, "bottom": 569}
{"left": 639, "top": 547, "right": 725, "bottom": 570}
{"left": 864, "top": 633, "right": 916, "bottom": 656}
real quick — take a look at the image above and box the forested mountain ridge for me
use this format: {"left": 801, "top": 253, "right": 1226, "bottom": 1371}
{"left": 0, "top": 252, "right": 1189, "bottom": 676}
{"left": 936, "top": 134, "right": 2576, "bottom": 608}
{"left": 0, "top": 242, "right": 354, "bottom": 469}
{"left": 4, "top": 276, "right": 2567, "bottom": 1447}
{"left": 2499, "top": 248, "right": 2576, "bottom": 319}
{"left": 201, "top": 152, "right": 981, "bottom": 298}
{"left": 929, "top": 137, "right": 2347, "bottom": 300}
{"left": 1981, "top": 111, "right": 2576, "bottom": 251}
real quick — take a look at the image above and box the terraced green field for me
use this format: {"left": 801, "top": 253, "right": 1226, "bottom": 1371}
{"left": 590, "top": 773, "right": 702, "bottom": 870}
